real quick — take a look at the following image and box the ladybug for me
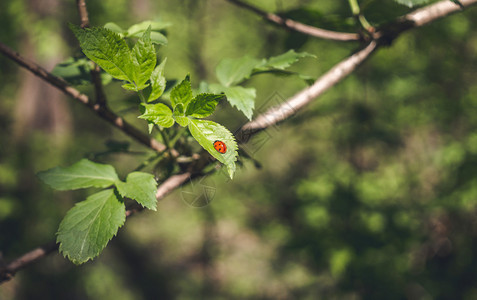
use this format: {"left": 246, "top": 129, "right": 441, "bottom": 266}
{"left": 213, "top": 140, "right": 227, "bottom": 154}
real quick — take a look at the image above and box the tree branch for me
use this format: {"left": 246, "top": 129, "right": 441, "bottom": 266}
{"left": 373, "top": 0, "right": 477, "bottom": 44}
{"left": 76, "top": 0, "right": 89, "bottom": 28}
{"left": 76, "top": 0, "right": 107, "bottom": 107}
{"left": 224, "top": 0, "right": 361, "bottom": 42}
{"left": 405, "top": 0, "right": 474, "bottom": 27}
{"left": 239, "top": 0, "right": 477, "bottom": 138}
{"left": 0, "top": 42, "right": 167, "bottom": 153}
{"left": 238, "top": 40, "right": 378, "bottom": 140}
{"left": 0, "top": 241, "right": 58, "bottom": 283}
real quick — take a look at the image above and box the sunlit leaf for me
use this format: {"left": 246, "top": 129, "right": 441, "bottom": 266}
{"left": 69, "top": 24, "right": 135, "bottom": 83}
{"left": 185, "top": 93, "right": 224, "bottom": 118}
{"left": 261, "top": 50, "right": 315, "bottom": 70}
{"left": 188, "top": 119, "right": 238, "bottom": 179}
{"left": 216, "top": 56, "right": 263, "bottom": 87}
{"left": 116, "top": 172, "right": 158, "bottom": 211}
{"left": 148, "top": 58, "right": 167, "bottom": 102}
{"left": 37, "top": 159, "right": 118, "bottom": 190}
{"left": 170, "top": 75, "right": 193, "bottom": 109}
{"left": 57, "top": 189, "right": 125, "bottom": 265}
{"left": 210, "top": 84, "right": 255, "bottom": 120}
{"left": 131, "top": 26, "right": 156, "bottom": 89}
{"left": 138, "top": 103, "right": 174, "bottom": 128}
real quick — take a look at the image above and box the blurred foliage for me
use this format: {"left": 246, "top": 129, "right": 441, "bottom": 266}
{"left": 1, "top": 0, "right": 477, "bottom": 299}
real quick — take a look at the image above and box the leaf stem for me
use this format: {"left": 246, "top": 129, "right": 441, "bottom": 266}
{"left": 348, "top": 0, "right": 374, "bottom": 32}
{"left": 137, "top": 89, "right": 147, "bottom": 103}
{"left": 348, "top": 0, "right": 360, "bottom": 15}
{"left": 158, "top": 128, "right": 170, "bottom": 149}
{"left": 169, "top": 127, "right": 187, "bottom": 148}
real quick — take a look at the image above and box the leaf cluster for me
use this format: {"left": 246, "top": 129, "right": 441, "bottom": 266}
{"left": 209, "top": 50, "right": 315, "bottom": 120}
{"left": 38, "top": 159, "right": 157, "bottom": 264}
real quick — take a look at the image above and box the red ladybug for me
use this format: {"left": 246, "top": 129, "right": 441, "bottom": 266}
{"left": 213, "top": 140, "right": 227, "bottom": 154}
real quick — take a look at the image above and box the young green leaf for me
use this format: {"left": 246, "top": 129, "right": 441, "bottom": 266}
{"left": 126, "top": 21, "right": 169, "bottom": 45}
{"left": 261, "top": 50, "right": 315, "bottom": 70}
{"left": 210, "top": 84, "right": 255, "bottom": 120}
{"left": 37, "top": 159, "right": 118, "bottom": 190}
{"left": 147, "top": 58, "right": 167, "bottom": 102}
{"left": 216, "top": 56, "right": 263, "bottom": 87}
{"left": 103, "top": 22, "right": 124, "bottom": 34}
{"left": 138, "top": 103, "right": 174, "bottom": 128}
{"left": 122, "top": 82, "right": 142, "bottom": 92}
{"left": 57, "top": 189, "right": 125, "bottom": 265}
{"left": 51, "top": 57, "right": 91, "bottom": 85}
{"left": 131, "top": 26, "right": 156, "bottom": 89}
{"left": 174, "top": 116, "right": 190, "bottom": 127}
{"left": 126, "top": 20, "right": 171, "bottom": 36}
{"left": 188, "top": 119, "right": 238, "bottom": 179}
{"left": 170, "top": 75, "right": 193, "bottom": 109}
{"left": 149, "top": 32, "right": 168, "bottom": 45}
{"left": 115, "top": 172, "right": 158, "bottom": 211}
{"left": 185, "top": 93, "right": 224, "bottom": 118}
{"left": 69, "top": 24, "right": 135, "bottom": 83}
{"left": 173, "top": 103, "right": 190, "bottom": 127}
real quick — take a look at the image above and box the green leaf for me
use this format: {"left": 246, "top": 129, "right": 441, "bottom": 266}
{"left": 175, "top": 116, "right": 190, "bottom": 127}
{"left": 52, "top": 57, "right": 112, "bottom": 86}
{"left": 174, "top": 102, "right": 185, "bottom": 115}
{"left": 121, "top": 82, "right": 141, "bottom": 91}
{"left": 251, "top": 68, "right": 315, "bottom": 85}
{"left": 173, "top": 103, "right": 189, "bottom": 127}
{"left": 210, "top": 84, "right": 255, "bottom": 120}
{"left": 185, "top": 93, "right": 224, "bottom": 118}
{"left": 216, "top": 56, "right": 263, "bottom": 87}
{"left": 126, "top": 21, "right": 169, "bottom": 45}
{"left": 393, "top": 0, "right": 430, "bottom": 7}
{"left": 126, "top": 20, "right": 171, "bottom": 36}
{"left": 188, "top": 119, "right": 238, "bottom": 179}
{"left": 37, "top": 159, "right": 118, "bottom": 190}
{"left": 149, "top": 32, "right": 168, "bottom": 45}
{"left": 57, "top": 189, "right": 125, "bottom": 265}
{"left": 299, "top": 73, "right": 316, "bottom": 86}
{"left": 103, "top": 22, "right": 124, "bottom": 34}
{"left": 115, "top": 172, "right": 158, "bottom": 211}
{"left": 69, "top": 24, "right": 135, "bottom": 83}
{"left": 131, "top": 26, "right": 156, "bottom": 89}
{"left": 262, "top": 50, "right": 315, "bottom": 70}
{"left": 170, "top": 75, "right": 193, "bottom": 109}
{"left": 138, "top": 103, "right": 174, "bottom": 128}
{"left": 147, "top": 58, "right": 167, "bottom": 102}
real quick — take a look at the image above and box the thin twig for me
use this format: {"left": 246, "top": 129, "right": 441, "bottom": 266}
{"left": 225, "top": 0, "right": 361, "bottom": 42}
{"left": 76, "top": 0, "right": 89, "bottom": 28}
{"left": 0, "top": 42, "right": 166, "bottom": 153}
{"left": 239, "top": 0, "right": 477, "bottom": 138}
{"left": 90, "top": 60, "right": 108, "bottom": 107}
{"left": 406, "top": 0, "right": 474, "bottom": 26}
{"left": 0, "top": 241, "right": 58, "bottom": 283}
{"left": 373, "top": 0, "right": 477, "bottom": 41}
{"left": 238, "top": 40, "right": 378, "bottom": 139}
{"left": 76, "top": 0, "right": 108, "bottom": 107}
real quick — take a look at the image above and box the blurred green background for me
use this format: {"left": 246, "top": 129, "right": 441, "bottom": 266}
{"left": 1, "top": 0, "right": 477, "bottom": 299}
